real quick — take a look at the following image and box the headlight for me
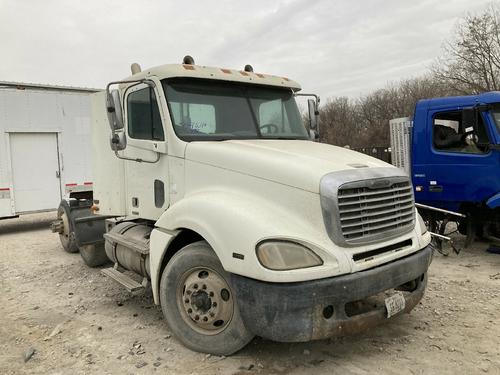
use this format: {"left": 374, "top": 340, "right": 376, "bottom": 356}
{"left": 417, "top": 213, "right": 427, "bottom": 235}
{"left": 256, "top": 241, "right": 323, "bottom": 270}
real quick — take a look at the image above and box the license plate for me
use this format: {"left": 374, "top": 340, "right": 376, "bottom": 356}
{"left": 385, "top": 292, "right": 406, "bottom": 318}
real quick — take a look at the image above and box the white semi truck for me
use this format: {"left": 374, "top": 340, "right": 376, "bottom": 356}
{"left": 52, "top": 57, "right": 432, "bottom": 355}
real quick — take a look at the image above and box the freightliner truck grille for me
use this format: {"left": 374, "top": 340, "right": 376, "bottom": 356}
{"left": 337, "top": 179, "right": 414, "bottom": 242}
{"left": 320, "top": 168, "right": 415, "bottom": 246}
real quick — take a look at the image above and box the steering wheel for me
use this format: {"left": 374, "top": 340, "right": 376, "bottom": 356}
{"left": 461, "top": 126, "right": 478, "bottom": 145}
{"left": 260, "top": 123, "right": 279, "bottom": 134}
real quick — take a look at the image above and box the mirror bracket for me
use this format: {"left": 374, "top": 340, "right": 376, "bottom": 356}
{"left": 105, "top": 78, "right": 161, "bottom": 163}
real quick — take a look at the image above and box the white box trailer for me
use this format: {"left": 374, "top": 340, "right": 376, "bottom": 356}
{"left": 0, "top": 81, "right": 98, "bottom": 219}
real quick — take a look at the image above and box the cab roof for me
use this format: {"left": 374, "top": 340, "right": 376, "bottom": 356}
{"left": 418, "top": 91, "right": 500, "bottom": 109}
{"left": 121, "top": 63, "right": 302, "bottom": 92}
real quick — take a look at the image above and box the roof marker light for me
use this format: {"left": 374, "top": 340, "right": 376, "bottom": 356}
{"left": 131, "top": 63, "right": 142, "bottom": 74}
{"left": 182, "top": 55, "right": 195, "bottom": 65}
{"left": 244, "top": 64, "right": 253, "bottom": 72}
{"left": 221, "top": 69, "right": 232, "bottom": 74}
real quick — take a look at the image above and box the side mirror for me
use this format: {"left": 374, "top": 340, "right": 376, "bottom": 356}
{"left": 110, "top": 131, "right": 126, "bottom": 151}
{"left": 106, "top": 89, "right": 124, "bottom": 131}
{"left": 308, "top": 99, "right": 319, "bottom": 130}
{"left": 462, "top": 108, "right": 478, "bottom": 134}
{"left": 104, "top": 78, "right": 160, "bottom": 159}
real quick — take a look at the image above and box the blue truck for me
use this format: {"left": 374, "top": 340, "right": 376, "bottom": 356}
{"left": 389, "top": 92, "right": 500, "bottom": 248}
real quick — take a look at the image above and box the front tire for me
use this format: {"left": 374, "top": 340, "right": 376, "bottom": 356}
{"left": 159, "top": 241, "right": 253, "bottom": 355}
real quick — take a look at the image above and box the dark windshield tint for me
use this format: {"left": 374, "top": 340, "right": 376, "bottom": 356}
{"left": 162, "top": 78, "right": 308, "bottom": 141}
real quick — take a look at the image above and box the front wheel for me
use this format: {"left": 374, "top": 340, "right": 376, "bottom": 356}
{"left": 159, "top": 241, "right": 253, "bottom": 355}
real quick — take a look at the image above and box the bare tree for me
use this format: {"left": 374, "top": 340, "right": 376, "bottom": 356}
{"left": 319, "top": 97, "right": 361, "bottom": 147}
{"left": 319, "top": 76, "right": 450, "bottom": 148}
{"left": 318, "top": 6, "right": 500, "bottom": 148}
{"left": 433, "top": 4, "right": 500, "bottom": 94}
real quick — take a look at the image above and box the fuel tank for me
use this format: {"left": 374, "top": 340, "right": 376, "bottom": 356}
{"left": 104, "top": 221, "right": 152, "bottom": 277}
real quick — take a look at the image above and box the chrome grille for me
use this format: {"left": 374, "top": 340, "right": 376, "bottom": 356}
{"left": 337, "top": 178, "right": 415, "bottom": 243}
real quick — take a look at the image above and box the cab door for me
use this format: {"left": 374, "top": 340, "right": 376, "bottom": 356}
{"left": 413, "top": 107, "right": 499, "bottom": 211}
{"left": 122, "top": 82, "right": 169, "bottom": 219}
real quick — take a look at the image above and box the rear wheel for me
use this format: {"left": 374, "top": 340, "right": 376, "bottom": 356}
{"left": 79, "top": 244, "right": 110, "bottom": 268}
{"left": 159, "top": 241, "right": 253, "bottom": 355}
{"left": 56, "top": 203, "right": 79, "bottom": 253}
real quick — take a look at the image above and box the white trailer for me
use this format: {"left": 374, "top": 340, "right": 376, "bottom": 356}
{"left": 0, "top": 81, "right": 98, "bottom": 219}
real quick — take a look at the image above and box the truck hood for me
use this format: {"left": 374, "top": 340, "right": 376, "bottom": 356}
{"left": 185, "top": 140, "right": 390, "bottom": 193}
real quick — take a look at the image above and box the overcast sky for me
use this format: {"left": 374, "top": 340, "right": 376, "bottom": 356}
{"left": 0, "top": 0, "right": 494, "bottom": 99}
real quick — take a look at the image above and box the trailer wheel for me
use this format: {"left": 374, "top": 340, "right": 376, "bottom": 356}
{"left": 159, "top": 241, "right": 253, "bottom": 355}
{"left": 56, "top": 203, "right": 79, "bottom": 253}
{"left": 79, "top": 244, "right": 109, "bottom": 268}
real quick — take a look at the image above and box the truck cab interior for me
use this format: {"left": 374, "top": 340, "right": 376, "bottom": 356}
{"left": 433, "top": 111, "right": 490, "bottom": 153}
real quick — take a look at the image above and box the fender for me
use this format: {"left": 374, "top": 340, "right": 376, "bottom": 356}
{"left": 149, "top": 190, "right": 342, "bottom": 303}
{"left": 486, "top": 192, "right": 500, "bottom": 209}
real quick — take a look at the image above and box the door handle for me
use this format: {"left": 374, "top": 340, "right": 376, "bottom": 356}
{"left": 429, "top": 185, "right": 443, "bottom": 193}
{"left": 56, "top": 171, "right": 61, "bottom": 178}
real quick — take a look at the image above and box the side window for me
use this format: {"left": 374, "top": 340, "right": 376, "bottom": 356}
{"left": 259, "top": 100, "right": 290, "bottom": 133}
{"left": 127, "top": 87, "right": 164, "bottom": 141}
{"left": 433, "top": 111, "right": 489, "bottom": 154}
{"left": 170, "top": 102, "right": 216, "bottom": 135}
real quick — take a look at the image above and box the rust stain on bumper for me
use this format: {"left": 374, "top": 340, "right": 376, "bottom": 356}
{"left": 311, "top": 275, "right": 426, "bottom": 340}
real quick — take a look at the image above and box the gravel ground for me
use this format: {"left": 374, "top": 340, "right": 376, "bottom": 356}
{"left": 1, "top": 212, "right": 499, "bottom": 375}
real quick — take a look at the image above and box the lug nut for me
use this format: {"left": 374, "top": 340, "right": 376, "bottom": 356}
{"left": 184, "top": 299, "right": 189, "bottom": 303}
{"left": 209, "top": 292, "right": 214, "bottom": 297}
{"left": 212, "top": 302, "right": 217, "bottom": 307}
{"left": 193, "top": 284, "right": 198, "bottom": 289}
{"left": 202, "top": 284, "right": 207, "bottom": 289}
{"left": 203, "top": 317, "right": 208, "bottom": 322}
{"left": 186, "top": 290, "right": 192, "bottom": 295}
{"left": 188, "top": 308, "right": 192, "bottom": 313}
{"left": 195, "top": 315, "right": 200, "bottom": 321}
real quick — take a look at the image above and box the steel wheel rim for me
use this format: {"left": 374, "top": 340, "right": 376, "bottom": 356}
{"left": 176, "top": 266, "right": 234, "bottom": 335}
{"left": 58, "top": 209, "right": 71, "bottom": 246}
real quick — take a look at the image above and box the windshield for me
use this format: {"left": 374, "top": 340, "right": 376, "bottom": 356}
{"left": 492, "top": 106, "right": 500, "bottom": 135}
{"left": 162, "top": 78, "right": 308, "bottom": 141}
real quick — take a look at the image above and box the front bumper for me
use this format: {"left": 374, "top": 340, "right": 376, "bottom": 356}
{"left": 231, "top": 245, "right": 432, "bottom": 342}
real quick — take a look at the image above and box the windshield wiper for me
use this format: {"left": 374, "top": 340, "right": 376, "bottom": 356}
{"left": 244, "top": 96, "right": 263, "bottom": 138}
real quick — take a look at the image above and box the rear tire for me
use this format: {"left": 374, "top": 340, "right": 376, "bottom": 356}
{"left": 79, "top": 244, "right": 109, "bottom": 267}
{"left": 57, "top": 203, "right": 79, "bottom": 253}
{"left": 159, "top": 241, "right": 253, "bottom": 355}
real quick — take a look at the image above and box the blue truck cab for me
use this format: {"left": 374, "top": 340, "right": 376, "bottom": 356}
{"left": 410, "top": 92, "right": 500, "bottom": 237}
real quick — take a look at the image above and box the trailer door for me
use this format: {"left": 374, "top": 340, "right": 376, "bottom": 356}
{"left": 9, "top": 132, "right": 61, "bottom": 213}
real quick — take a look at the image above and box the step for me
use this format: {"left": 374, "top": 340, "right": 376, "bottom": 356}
{"left": 101, "top": 267, "right": 145, "bottom": 293}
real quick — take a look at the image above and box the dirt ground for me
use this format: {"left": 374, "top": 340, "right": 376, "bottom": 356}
{"left": 1, "top": 212, "right": 499, "bottom": 375}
